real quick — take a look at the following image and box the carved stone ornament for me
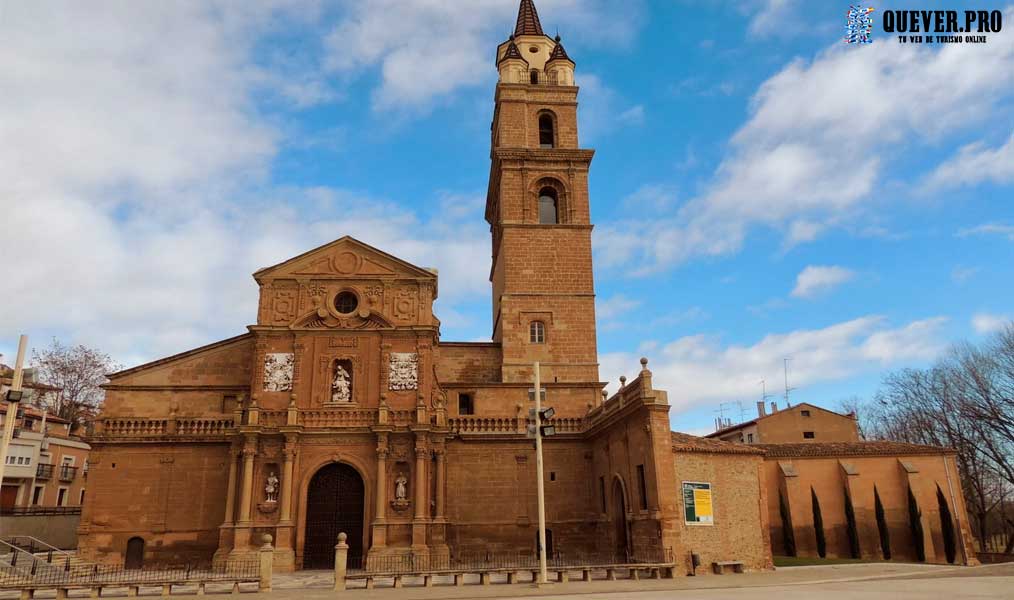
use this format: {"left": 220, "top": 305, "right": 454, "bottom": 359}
{"left": 263, "top": 353, "right": 294, "bottom": 392}
{"left": 390, "top": 472, "right": 411, "bottom": 512}
{"left": 264, "top": 472, "right": 279, "bottom": 503}
{"left": 332, "top": 363, "right": 352, "bottom": 403}
{"left": 388, "top": 352, "right": 418, "bottom": 391}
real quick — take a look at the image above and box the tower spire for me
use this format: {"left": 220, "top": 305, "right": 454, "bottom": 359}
{"left": 514, "top": 0, "right": 545, "bottom": 37}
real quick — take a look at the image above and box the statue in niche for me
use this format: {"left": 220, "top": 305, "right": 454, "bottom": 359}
{"left": 394, "top": 473, "right": 408, "bottom": 501}
{"left": 331, "top": 362, "right": 352, "bottom": 403}
{"left": 265, "top": 472, "right": 279, "bottom": 503}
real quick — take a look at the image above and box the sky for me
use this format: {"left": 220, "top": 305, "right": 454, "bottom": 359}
{"left": 1, "top": 0, "right": 1012, "bottom": 436}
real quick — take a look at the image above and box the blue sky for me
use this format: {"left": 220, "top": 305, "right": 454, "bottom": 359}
{"left": 1, "top": 0, "right": 1012, "bottom": 435}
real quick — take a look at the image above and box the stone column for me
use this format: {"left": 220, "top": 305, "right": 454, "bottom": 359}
{"left": 411, "top": 436, "right": 429, "bottom": 550}
{"left": 223, "top": 450, "right": 239, "bottom": 525}
{"left": 238, "top": 447, "right": 256, "bottom": 524}
{"left": 372, "top": 433, "right": 390, "bottom": 549}
{"left": 280, "top": 448, "right": 295, "bottom": 523}
{"left": 434, "top": 449, "right": 446, "bottom": 519}
{"left": 414, "top": 445, "right": 427, "bottom": 521}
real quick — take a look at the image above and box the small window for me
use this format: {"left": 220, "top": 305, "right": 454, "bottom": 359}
{"left": 57, "top": 488, "right": 68, "bottom": 507}
{"left": 747, "top": 433, "right": 754, "bottom": 443}
{"left": 801, "top": 410, "right": 811, "bottom": 417}
{"left": 538, "top": 188, "right": 558, "bottom": 224}
{"left": 539, "top": 114, "right": 555, "bottom": 148}
{"left": 803, "top": 431, "right": 815, "bottom": 439}
{"left": 80, "top": 489, "right": 86, "bottom": 505}
{"left": 549, "top": 472, "right": 556, "bottom": 482}
{"left": 530, "top": 321, "right": 546, "bottom": 344}
{"left": 458, "top": 393, "right": 474, "bottom": 416}
{"left": 636, "top": 464, "right": 648, "bottom": 510}
{"left": 334, "top": 291, "right": 358, "bottom": 314}
{"left": 530, "top": 70, "right": 539, "bottom": 84}
{"left": 32, "top": 486, "right": 44, "bottom": 505}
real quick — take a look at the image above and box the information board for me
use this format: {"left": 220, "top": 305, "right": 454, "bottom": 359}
{"left": 682, "top": 481, "right": 713, "bottom": 525}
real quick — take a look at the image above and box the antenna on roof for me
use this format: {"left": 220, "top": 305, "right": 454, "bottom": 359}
{"left": 760, "top": 379, "right": 773, "bottom": 404}
{"left": 783, "top": 357, "right": 795, "bottom": 407}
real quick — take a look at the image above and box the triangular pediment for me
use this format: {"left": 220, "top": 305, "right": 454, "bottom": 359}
{"left": 254, "top": 236, "right": 438, "bottom": 284}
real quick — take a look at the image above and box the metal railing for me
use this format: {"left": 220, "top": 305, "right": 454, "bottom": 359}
{"left": 0, "top": 506, "right": 81, "bottom": 516}
{"left": 0, "top": 540, "right": 259, "bottom": 589}
{"left": 58, "top": 465, "right": 78, "bottom": 482}
{"left": 352, "top": 547, "right": 674, "bottom": 575}
{"left": 35, "top": 463, "right": 54, "bottom": 479}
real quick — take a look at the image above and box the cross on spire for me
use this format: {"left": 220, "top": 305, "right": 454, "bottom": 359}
{"left": 514, "top": 0, "right": 545, "bottom": 36}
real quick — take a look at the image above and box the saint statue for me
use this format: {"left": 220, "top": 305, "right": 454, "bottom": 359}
{"left": 265, "top": 472, "right": 279, "bottom": 503}
{"left": 332, "top": 364, "right": 352, "bottom": 403}
{"left": 394, "top": 473, "right": 408, "bottom": 501}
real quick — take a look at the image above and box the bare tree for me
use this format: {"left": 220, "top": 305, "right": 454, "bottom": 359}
{"left": 865, "top": 323, "right": 1014, "bottom": 551}
{"left": 31, "top": 339, "right": 121, "bottom": 427}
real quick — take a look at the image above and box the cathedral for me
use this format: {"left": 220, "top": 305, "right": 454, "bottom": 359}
{"left": 78, "top": 0, "right": 977, "bottom": 573}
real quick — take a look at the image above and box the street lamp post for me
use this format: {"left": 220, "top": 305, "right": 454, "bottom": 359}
{"left": 0, "top": 335, "right": 28, "bottom": 491}
{"left": 533, "top": 361, "right": 548, "bottom": 585}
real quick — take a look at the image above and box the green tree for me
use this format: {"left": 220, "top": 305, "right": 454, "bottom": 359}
{"left": 908, "top": 486, "right": 926, "bottom": 562}
{"left": 936, "top": 485, "right": 957, "bottom": 564}
{"left": 811, "top": 487, "right": 826, "bottom": 558}
{"left": 779, "top": 490, "right": 797, "bottom": 556}
{"left": 844, "top": 487, "right": 861, "bottom": 559}
{"left": 874, "top": 486, "right": 892, "bottom": 560}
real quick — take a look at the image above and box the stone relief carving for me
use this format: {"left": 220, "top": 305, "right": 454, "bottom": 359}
{"left": 388, "top": 352, "right": 418, "bottom": 390}
{"left": 331, "top": 363, "right": 352, "bottom": 403}
{"left": 263, "top": 353, "right": 294, "bottom": 392}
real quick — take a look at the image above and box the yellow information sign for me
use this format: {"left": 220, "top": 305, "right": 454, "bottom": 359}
{"left": 682, "top": 481, "right": 714, "bottom": 524}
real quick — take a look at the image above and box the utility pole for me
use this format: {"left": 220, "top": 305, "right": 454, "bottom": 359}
{"left": 0, "top": 335, "right": 28, "bottom": 490}
{"left": 533, "top": 361, "right": 548, "bottom": 586}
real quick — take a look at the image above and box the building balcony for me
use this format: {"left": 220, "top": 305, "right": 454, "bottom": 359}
{"left": 58, "top": 465, "right": 77, "bottom": 482}
{"left": 35, "top": 463, "right": 54, "bottom": 480}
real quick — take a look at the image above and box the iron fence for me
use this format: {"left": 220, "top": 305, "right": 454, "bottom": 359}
{"left": 352, "top": 547, "right": 673, "bottom": 575}
{"left": 0, "top": 506, "right": 81, "bottom": 516}
{"left": 0, "top": 542, "right": 258, "bottom": 589}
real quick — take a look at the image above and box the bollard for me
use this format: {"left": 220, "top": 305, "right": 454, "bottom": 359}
{"left": 259, "top": 534, "right": 274, "bottom": 592}
{"left": 333, "top": 532, "right": 349, "bottom": 591}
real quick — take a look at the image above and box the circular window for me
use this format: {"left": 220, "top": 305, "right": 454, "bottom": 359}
{"left": 334, "top": 291, "right": 359, "bottom": 314}
{"left": 529, "top": 46, "right": 539, "bottom": 53}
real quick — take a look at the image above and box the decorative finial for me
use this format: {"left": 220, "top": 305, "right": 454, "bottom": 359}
{"left": 338, "top": 532, "right": 348, "bottom": 543}
{"left": 640, "top": 357, "right": 648, "bottom": 368}
{"left": 555, "top": 34, "right": 561, "bottom": 43}
{"left": 601, "top": 389, "right": 608, "bottom": 398}
{"left": 619, "top": 375, "right": 627, "bottom": 387}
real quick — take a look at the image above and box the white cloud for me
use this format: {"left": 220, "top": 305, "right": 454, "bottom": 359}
{"left": 924, "top": 131, "right": 1014, "bottom": 190}
{"left": 746, "top": 0, "right": 800, "bottom": 39}
{"left": 618, "top": 105, "right": 646, "bottom": 126}
{"left": 951, "top": 266, "right": 980, "bottom": 283}
{"left": 958, "top": 223, "right": 1014, "bottom": 241}
{"left": 972, "top": 313, "right": 1011, "bottom": 335}
{"left": 791, "top": 265, "right": 856, "bottom": 298}
{"left": 323, "top": 0, "right": 642, "bottom": 112}
{"left": 0, "top": 2, "right": 489, "bottom": 366}
{"left": 596, "top": 295, "right": 642, "bottom": 320}
{"left": 601, "top": 315, "right": 947, "bottom": 412}
{"left": 598, "top": 9, "right": 1014, "bottom": 273}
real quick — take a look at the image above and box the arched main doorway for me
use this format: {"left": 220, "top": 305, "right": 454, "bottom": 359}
{"left": 125, "top": 537, "right": 144, "bottom": 569}
{"left": 611, "top": 478, "right": 630, "bottom": 560}
{"left": 303, "top": 463, "right": 365, "bottom": 569}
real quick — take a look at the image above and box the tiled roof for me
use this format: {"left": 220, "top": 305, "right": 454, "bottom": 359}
{"left": 756, "top": 440, "right": 956, "bottom": 458}
{"left": 514, "top": 0, "right": 545, "bottom": 36}
{"left": 671, "top": 432, "right": 766, "bottom": 455}
{"left": 547, "top": 37, "right": 573, "bottom": 63}
{"left": 499, "top": 38, "right": 527, "bottom": 64}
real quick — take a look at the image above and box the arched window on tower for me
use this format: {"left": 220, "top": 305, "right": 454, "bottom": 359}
{"left": 539, "top": 114, "right": 555, "bottom": 148}
{"left": 538, "top": 187, "right": 558, "bottom": 224}
{"left": 530, "top": 321, "right": 546, "bottom": 344}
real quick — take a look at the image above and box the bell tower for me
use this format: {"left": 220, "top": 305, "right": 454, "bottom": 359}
{"left": 487, "top": 0, "right": 598, "bottom": 384}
